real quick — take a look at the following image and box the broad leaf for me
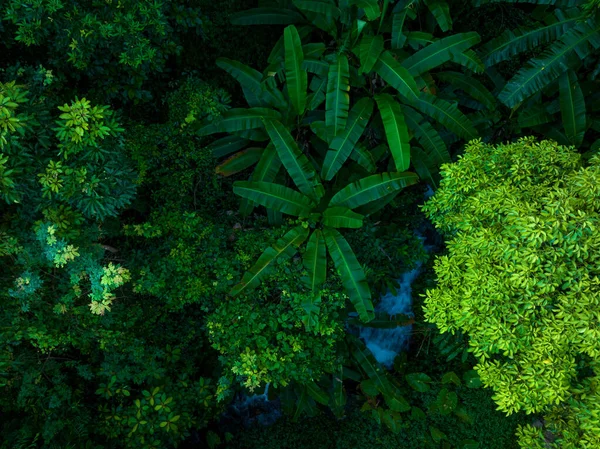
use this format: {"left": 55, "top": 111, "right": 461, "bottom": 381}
{"left": 559, "top": 69, "right": 586, "bottom": 147}
{"left": 424, "top": 0, "right": 452, "bottom": 32}
{"left": 411, "top": 147, "right": 440, "bottom": 190}
{"left": 303, "top": 230, "right": 327, "bottom": 294}
{"left": 350, "top": 143, "right": 376, "bottom": 173}
{"left": 326, "top": 53, "right": 351, "bottom": 137}
{"left": 216, "top": 147, "right": 263, "bottom": 176}
{"left": 402, "top": 32, "right": 481, "bottom": 76}
{"left": 322, "top": 97, "right": 374, "bottom": 180}
{"left": 284, "top": 25, "right": 308, "bottom": 114}
{"left": 197, "top": 108, "right": 281, "bottom": 136}
{"left": 330, "top": 172, "right": 419, "bottom": 209}
{"left": 349, "top": 0, "right": 381, "bottom": 21}
{"left": 451, "top": 49, "right": 485, "bottom": 74}
{"left": 373, "top": 51, "right": 419, "bottom": 102}
{"left": 436, "top": 71, "right": 496, "bottom": 110}
{"left": 359, "top": 35, "right": 384, "bottom": 74}
{"left": 293, "top": 0, "right": 340, "bottom": 21}
{"left": 216, "top": 57, "right": 262, "bottom": 93}
{"left": 263, "top": 119, "right": 325, "bottom": 200}
{"left": 323, "top": 206, "right": 364, "bottom": 228}
{"left": 233, "top": 181, "right": 315, "bottom": 217}
{"left": 306, "top": 381, "right": 329, "bottom": 406}
{"left": 498, "top": 18, "right": 600, "bottom": 108}
{"left": 208, "top": 135, "right": 250, "bottom": 159}
{"left": 230, "top": 225, "right": 309, "bottom": 296}
{"left": 403, "top": 106, "right": 450, "bottom": 165}
{"left": 406, "top": 373, "right": 432, "bottom": 392}
{"left": 391, "top": 11, "right": 407, "bottom": 49}
{"left": 324, "top": 229, "right": 374, "bottom": 322}
{"left": 408, "top": 93, "right": 478, "bottom": 140}
{"left": 375, "top": 94, "right": 411, "bottom": 172}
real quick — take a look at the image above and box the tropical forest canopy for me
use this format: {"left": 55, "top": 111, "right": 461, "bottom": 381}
{"left": 0, "top": 1, "right": 599, "bottom": 449}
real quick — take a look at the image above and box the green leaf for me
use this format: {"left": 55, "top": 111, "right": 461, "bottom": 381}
{"left": 437, "top": 388, "right": 458, "bottom": 415}
{"left": 330, "top": 172, "right": 419, "bottom": 209}
{"left": 331, "top": 366, "right": 346, "bottom": 417}
{"left": 359, "top": 35, "right": 384, "bottom": 74}
{"left": 441, "top": 371, "right": 461, "bottom": 386}
{"left": 463, "top": 370, "right": 482, "bottom": 388}
{"left": 460, "top": 440, "right": 480, "bottom": 449}
{"left": 231, "top": 8, "right": 305, "bottom": 25}
{"left": 403, "top": 106, "right": 450, "bottom": 165}
{"left": 406, "top": 373, "right": 432, "bottom": 392}
{"left": 306, "top": 381, "right": 330, "bottom": 405}
{"left": 284, "top": 25, "right": 308, "bottom": 115}
{"left": 348, "top": 311, "right": 413, "bottom": 328}
{"left": 436, "top": 71, "right": 496, "bottom": 110}
{"left": 411, "top": 147, "right": 440, "bottom": 190}
{"left": 350, "top": 143, "right": 376, "bottom": 173}
{"left": 408, "top": 93, "right": 478, "bottom": 140}
{"left": 233, "top": 181, "right": 315, "bottom": 216}
{"left": 241, "top": 144, "right": 282, "bottom": 216}
{"left": 411, "top": 406, "right": 427, "bottom": 421}
{"left": 451, "top": 49, "right": 485, "bottom": 74}
{"left": 480, "top": 18, "right": 579, "bottom": 67}
{"left": 303, "top": 59, "right": 329, "bottom": 77}
{"left": 429, "top": 426, "right": 447, "bottom": 442}
{"left": 498, "top": 18, "right": 600, "bottom": 108}
{"left": 391, "top": 11, "right": 407, "bottom": 49}
{"left": 303, "top": 230, "right": 327, "bottom": 294}
{"left": 352, "top": 342, "right": 391, "bottom": 392}
{"left": 424, "top": 0, "right": 452, "bottom": 32}
{"left": 208, "top": 135, "right": 250, "bottom": 159}
{"left": 216, "top": 147, "right": 263, "bottom": 176}
{"left": 361, "top": 378, "right": 379, "bottom": 396}
{"left": 402, "top": 32, "right": 481, "bottom": 76}
{"left": 263, "top": 119, "right": 324, "bottom": 200}
{"left": 375, "top": 94, "right": 411, "bottom": 171}
{"left": 323, "top": 206, "right": 364, "bottom": 228}
{"left": 373, "top": 52, "right": 419, "bottom": 102}
{"left": 198, "top": 108, "right": 281, "bottom": 136}
{"left": 216, "top": 57, "right": 262, "bottom": 94}
{"left": 559, "top": 69, "right": 586, "bottom": 147}
{"left": 324, "top": 229, "right": 374, "bottom": 322}
{"left": 230, "top": 225, "right": 309, "bottom": 296}
{"left": 326, "top": 54, "right": 351, "bottom": 137}
{"left": 350, "top": 0, "right": 380, "bottom": 21}
{"left": 322, "top": 97, "right": 374, "bottom": 180}
{"left": 293, "top": 0, "right": 340, "bottom": 21}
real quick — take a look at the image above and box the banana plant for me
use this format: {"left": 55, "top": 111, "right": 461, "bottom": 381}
{"left": 202, "top": 0, "right": 492, "bottom": 192}
{"left": 477, "top": 2, "right": 600, "bottom": 151}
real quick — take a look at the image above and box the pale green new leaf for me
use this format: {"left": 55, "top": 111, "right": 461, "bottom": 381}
{"left": 559, "top": 69, "right": 586, "bottom": 147}
{"left": 284, "top": 25, "right": 308, "bottom": 115}
{"left": 359, "top": 35, "right": 384, "bottom": 74}
{"left": 263, "top": 119, "right": 325, "bottom": 200}
{"left": 233, "top": 181, "right": 315, "bottom": 217}
{"left": 375, "top": 94, "right": 411, "bottom": 172}
{"left": 330, "top": 172, "right": 420, "bottom": 209}
{"left": 402, "top": 32, "right": 481, "bottom": 76}
{"left": 373, "top": 51, "right": 419, "bottom": 102}
{"left": 322, "top": 97, "right": 374, "bottom": 180}
{"left": 230, "top": 225, "right": 309, "bottom": 296}
{"left": 303, "top": 230, "right": 327, "bottom": 294}
{"left": 326, "top": 54, "right": 351, "bottom": 137}
{"left": 323, "top": 228, "right": 374, "bottom": 322}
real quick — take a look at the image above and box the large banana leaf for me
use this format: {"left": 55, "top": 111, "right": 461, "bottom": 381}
{"left": 305, "top": 380, "right": 330, "bottom": 406}
{"left": 498, "top": 18, "right": 600, "bottom": 108}
{"left": 559, "top": 69, "right": 586, "bottom": 147}
{"left": 233, "top": 181, "right": 315, "bottom": 216}
{"left": 359, "top": 35, "right": 384, "bottom": 74}
{"left": 451, "top": 49, "right": 485, "bottom": 74}
{"left": 230, "top": 225, "right": 309, "bottom": 296}
{"left": 293, "top": 0, "right": 340, "bottom": 21}
{"left": 331, "top": 366, "right": 346, "bottom": 418}
{"left": 263, "top": 119, "right": 325, "bottom": 201}
{"left": 518, "top": 102, "right": 553, "bottom": 128}
{"left": 480, "top": 18, "right": 579, "bottom": 67}
{"left": 231, "top": 8, "right": 305, "bottom": 25}
{"left": 403, "top": 106, "right": 450, "bottom": 165}
{"left": 351, "top": 340, "right": 392, "bottom": 395}
{"left": 326, "top": 54, "right": 351, "bottom": 137}
{"left": 391, "top": 11, "right": 407, "bottom": 49}
{"left": 375, "top": 94, "right": 411, "bottom": 172}
{"left": 473, "top": 0, "right": 580, "bottom": 5}
{"left": 284, "top": 25, "right": 308, "bottom": 115}
{"left": 322, "top": 97, "right": 374, "bottom": 180}
{"left": 348, "top": 311, "right": 414, "bottom": 328}
{"left": 323, "top": 228, "right": 374, "bottom": 322}
{"left": 349, "top": 0, "right": 381, "bottom": 21}
{"left": 350, "top": 142, "right": 376, "bottom": 173}
{"left": 436, "top": 71, "right": 496, "bottom": 110}
{"left": 373, "top": 51, "right": 419, "bottom": 102}
{"left": 330, "top": 172, "right": 419, "bottom": 209}
{"left": 216, "top": 57, "right": 262, "bottom": 93}
{"left": 240, "top": 144, "right": 282, "bottom": 216}
{"left": 216, "top": 147, "right": 263, "bottom": 176}
{"left": 208, "top": 135, "right": 250, "bottom": 159}
{"left": 323, "top": 206, "right": 364, "bottom": 228}
{"left": 402, "top": 32, "right": 481, "bottom": 76}
{"left": 303, "top": 230, "right": 327, "bottom": 294}
{"left": 408, "top": 93, "right": 478, "bottom": 140}
{"left": 307, "top": 75, "right": 328, "bottom": 110}
{"left": 424, "top": 0, "right": 452, "bottom": 32}
{"left": 411, "top": 147, "right": 441, "bottom": 190}
{"left": 197, "top": 108, "right": 281, "bottom": 136}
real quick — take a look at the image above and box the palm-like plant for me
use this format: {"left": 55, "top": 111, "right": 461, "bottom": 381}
{"left": 477, "top": 1, "right": 600, "bottom": 150}
{"left": 196, "top": 1, "right": 493, "bottom": 320}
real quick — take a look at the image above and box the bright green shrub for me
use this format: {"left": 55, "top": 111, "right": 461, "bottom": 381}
{"left": 422, "top": 137, "right": 600, "bottom": 448}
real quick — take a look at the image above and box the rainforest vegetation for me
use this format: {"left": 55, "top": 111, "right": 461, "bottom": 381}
{"left": 1, "top": 1, "right": 599, "bottom": 448}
